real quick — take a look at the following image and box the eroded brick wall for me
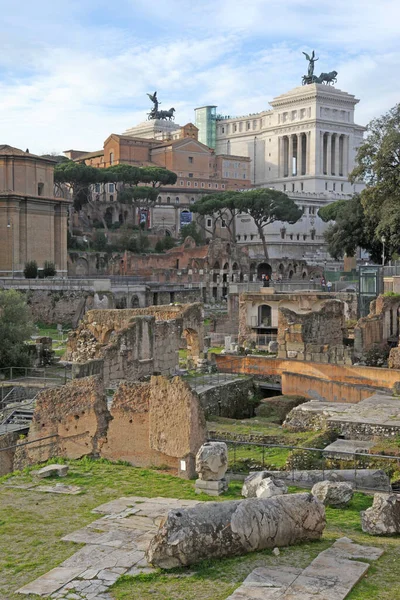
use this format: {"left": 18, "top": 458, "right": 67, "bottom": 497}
{"left": 14, "top": 375, "right": 207, "bottom": 478}
{"left": 278, "top": 300, "right": 353, "bottom": 365}
{"left": 14, "top": 376, "right": 109, "bottom": 467}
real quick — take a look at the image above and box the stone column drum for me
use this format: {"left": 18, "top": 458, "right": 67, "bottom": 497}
{"left": 195, "top": 441, "right": 228, "bottom": 496}
{"left": 146, "top": 493, "right": 326, "bottom": 568}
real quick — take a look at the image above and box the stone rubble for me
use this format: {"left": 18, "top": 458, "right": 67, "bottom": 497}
{"left": 256, "top": 478, "right": 288, "bottom": 499}
{"left": 241, "top": 471, "right": 270, "bottom": 498}
{"left": 311, "top": 480, "right": 354, "bottom": 507}
{"left": 361, "top": 493, "right": 400, "bottom": 535}
{"left": 34, "top": 464, "right": 69, "bottom": 478}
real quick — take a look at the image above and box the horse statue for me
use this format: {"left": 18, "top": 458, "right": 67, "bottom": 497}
{"left": 302, "top": 70, "right": 338, "bottom": 86}
{"left": 157, "top": 107, "right": 175, "bottom": 121}
{"left": 315, "top": 71, "right": 338, "bottom": 85}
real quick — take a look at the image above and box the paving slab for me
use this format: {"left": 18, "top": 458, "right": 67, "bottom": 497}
{"left": 226, "top": 537, "right": 384, "bottom": 600}
{"left": 18, "top": 496, "right": 200, "bottom": 599}
{"left": 17, "top": 567, "right": 84, "bottom": 596}
{"left": 323, "top": 438, "right": 375, "bottom": 458}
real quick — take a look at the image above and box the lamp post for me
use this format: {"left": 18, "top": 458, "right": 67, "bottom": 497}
{"left": 381, "top": 236, "right": 386, "bottom": 267}
{"left": 7, "top": 220, "right": 14, "bottom": 278}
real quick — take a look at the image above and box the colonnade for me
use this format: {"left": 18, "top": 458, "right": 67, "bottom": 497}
{"left": 279, "top": 131, "right": 350, "bottom": 178}
{"left": 279, "top": 132, "right": 310, "bottom": 177}
{"left": 319, "top": 132, "right": 349, "bottom": 177}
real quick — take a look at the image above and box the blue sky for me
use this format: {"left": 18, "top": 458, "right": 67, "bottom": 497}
{"left": 0, "top": 0, "right": 398, "bottom": 154}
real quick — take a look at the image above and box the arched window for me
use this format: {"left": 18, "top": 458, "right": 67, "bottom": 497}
{"left": 257, "top": 263, "right": 272, "bottom": 279}
{"left": 258, "top": 305, "right": 272, "bottom": 326}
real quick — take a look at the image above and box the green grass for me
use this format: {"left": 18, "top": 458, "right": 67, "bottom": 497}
{"left": 208, "top": 346, "right": 223, "bottom": 354}
{"left": 112, "top": 491, "right": 400, "bottom": 600}
{"left": 0, "top": 459, "right": 241, "bottom": 600}
{"left": 2, "top": 460, "right": 400, "bottom": 600}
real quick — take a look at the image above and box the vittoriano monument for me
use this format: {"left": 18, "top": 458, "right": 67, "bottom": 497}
{"left": 147, "top": 91, "right": 176, "bottom": 121}
{"left": 302, "top": 51, "right": 338, "bottom": 85}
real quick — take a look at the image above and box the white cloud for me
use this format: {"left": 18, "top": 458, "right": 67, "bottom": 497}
{"left": 0, "top": 1, "right": 399, "bottom": 153}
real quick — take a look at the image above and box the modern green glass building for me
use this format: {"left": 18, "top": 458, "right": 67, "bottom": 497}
{"left": 195, "top": 106, "right": 217, "bottom": 149}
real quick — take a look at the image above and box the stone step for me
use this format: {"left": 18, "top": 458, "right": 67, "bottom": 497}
{"left": 226, "top": 537, "right": 383, "bottom": 600}
{"left": 323, "top": 438, "right": 375, "bottom": 459}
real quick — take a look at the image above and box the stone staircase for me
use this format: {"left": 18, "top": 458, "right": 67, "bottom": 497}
{"left": 226, "top": 537, "right": 383, "bottom": 600}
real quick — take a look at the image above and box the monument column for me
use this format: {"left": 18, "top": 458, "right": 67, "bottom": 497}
{"left": 306, "top": 130, "right": 311, "bottom": 175}
{"left": 334, "top": 134, "right": 340, "bottom": 176}
{"left": 288, "top": 134, "right": 294, "bottom": 176}
{"left": 279, "top": 136, "right": 285, "bottom": 178}
{"left": 319, "top": 132, "right": 324, "bottom": 175}
{"left": 326, "top": 133, "right": 332, "bottom": 176}
{"left": 343, "top": 134, "right": 349, "bottom": 178}
{"left": 297, "top": 133, "right": 303, "bottom": 176}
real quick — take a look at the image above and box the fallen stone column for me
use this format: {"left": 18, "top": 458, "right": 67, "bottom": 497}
{"left": 244, "top": 469, "right": 390, "bottom": 492}
{"left": 146, "top": 493, "right": 326, "bottom": 568}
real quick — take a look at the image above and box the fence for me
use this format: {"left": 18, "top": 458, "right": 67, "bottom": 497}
{"left": 209, "top": 438, "right": 399, "bottom": 494}
{"left": 0, "top": 366, "right": 70, "bottom": 388}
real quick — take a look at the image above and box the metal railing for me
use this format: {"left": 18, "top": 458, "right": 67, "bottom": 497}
{"left": 182, "top": 369, "right": 246, "bottom": 391}
{"left": 210, "top": 438, "right": 399, "bottom": 494}
{"left": 0, "top": 366, "right": 70, "bottom": 386}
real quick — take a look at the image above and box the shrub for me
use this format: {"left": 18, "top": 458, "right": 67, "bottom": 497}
{"left": 255, "top": 395, "right": 307, "bottom": 423}
{"left": 24, "top": 261, "right": 38, "bottom": 279}
{"left": 43, "top": 261, "right": 56, "bottom": 277}
{"left": 0, "top": 289, "right": 34, "bottom": 368}
{"left": 155, "top": 236, "right": 176, "bottom": 253}
{"left": 92, "top": 231, "right": 108, "bottom": 252}
{"left": 363, "top": 343, "right": 390, "bottom": 367}
{"left": 286, "top": 449, "right": 324, "bottom": 470}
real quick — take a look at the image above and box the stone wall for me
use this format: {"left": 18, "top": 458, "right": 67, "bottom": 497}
{"left": 14, "top": 375, "right": 206, "bottom": 479}
{"left": 282, "top": 371, "right": 383, "bottom": 403}
{"left": 66, "top": 303, "right": 203, "bottom": 385}
{"left": 0, "top": 431, "right": 20, "bottom": 476}
{"left": 354, "top": 294, "right": 400, "bottom": 360}
{"left": 197, "top": 378, "right": 256, "bottom": 419}
{"left": 71, "top": 359, "right": 104, "bottom": 379}
{"left": 22, "top": 289, "right": 95, "bottom": 327}
{"left": 14, "top": 376, "right": 109, "bottom": 467}
{"left": 278, "top": 299, "right": 353, "bottom": 365}
{"left": 214, "top": 355, "right": 400, "bottom": 402}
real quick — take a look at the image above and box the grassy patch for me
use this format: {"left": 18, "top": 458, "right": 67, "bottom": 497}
{"left": 1, "top": 460, "right": 400, "bottom": 600}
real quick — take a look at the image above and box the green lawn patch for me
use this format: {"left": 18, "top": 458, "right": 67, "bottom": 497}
{"left": 1, "top": 460, "right": 400, "bottom": 600}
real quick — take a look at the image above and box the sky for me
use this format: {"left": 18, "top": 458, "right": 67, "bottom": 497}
{"left": 0, "top": 0, "right": 399, "bottom": 155}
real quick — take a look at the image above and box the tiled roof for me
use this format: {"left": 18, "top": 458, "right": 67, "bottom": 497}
{"left": 0, "top": 145, "right": 55, "bottom": 161}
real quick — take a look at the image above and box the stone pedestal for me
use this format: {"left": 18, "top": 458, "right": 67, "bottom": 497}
{"left": 195, "top": 478, "right": 228, "bottom": 496}
{"left": 123, "top": 119, "right": 180, "bottom": 140}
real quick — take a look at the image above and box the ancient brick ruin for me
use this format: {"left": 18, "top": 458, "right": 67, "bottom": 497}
{"left": 278, "top": 299, "right": 353, "bottom": 365}
{"left": 354, "top": 294, "right": 400, "bottom": 362}
{"left": 14, "top": 375, "right": 206, "bottom": 478}
{"left": 66, "top": 303, "right": 204, "bottom": 385}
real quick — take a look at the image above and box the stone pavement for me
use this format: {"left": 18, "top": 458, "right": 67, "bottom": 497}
{"left": 17, "top": 496, "right": 200, "bottom": 599}
{"left": 226, "top": 537, "right": 383, "bottom": 599}
{"left": 286, "top": 393, "right": 400, "bottom": 438}
{"left": 323, "top": 438, "right": 375, "bottom": 459}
